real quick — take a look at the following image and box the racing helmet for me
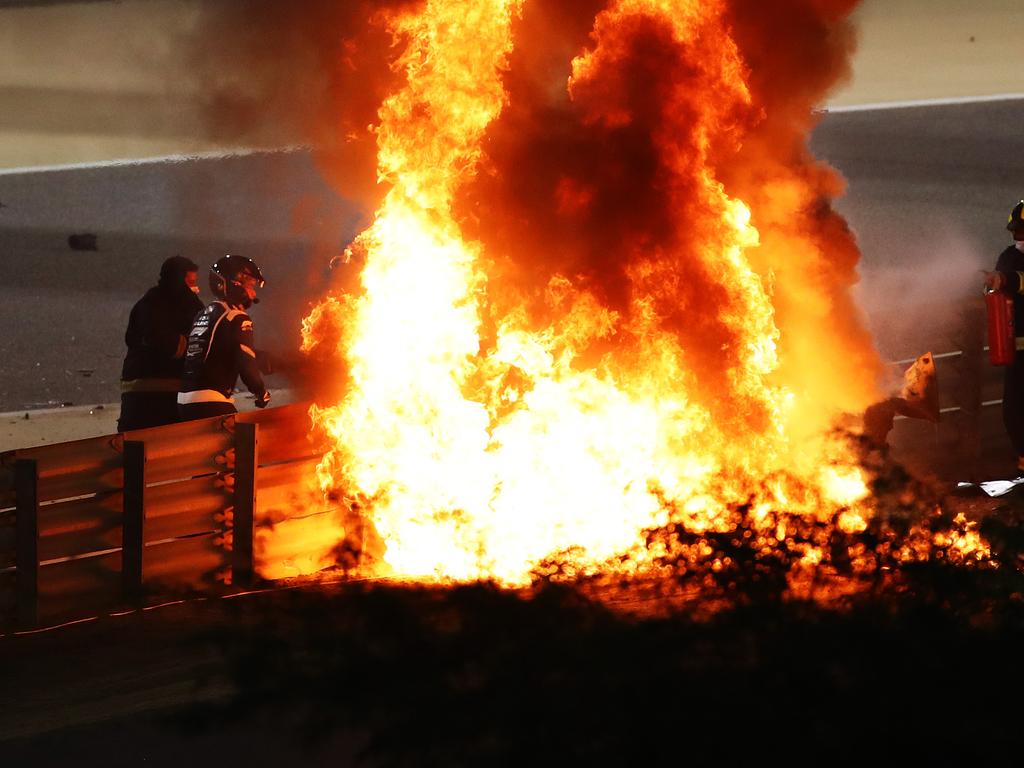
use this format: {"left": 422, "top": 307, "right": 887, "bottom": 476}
{"left": 210, "top": 254, "right": 265, "bottom": 308}
{"left": 1008, "top": 201, "right": 1024, "bottom": 232}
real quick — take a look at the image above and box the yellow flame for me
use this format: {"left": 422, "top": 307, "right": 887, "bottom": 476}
{"left": 296, "top": 0, "right": 989, "bottom": 588}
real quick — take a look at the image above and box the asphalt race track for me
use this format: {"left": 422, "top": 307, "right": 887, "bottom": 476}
{"left": 814, "top": 99, "right": 1024, "bottom": 478}
{"left": 0, "top": 99, "right": 1021, "bottom": 413}
{"left": 0, "top": 150, "right": 365, "bottom": 411}
{"left": 813, "top": 98, "right": 1024, "bottom": 361}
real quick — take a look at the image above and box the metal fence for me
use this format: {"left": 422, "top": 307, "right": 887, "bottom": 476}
{"left": 887, "top": 300, "right": 1015, "bottom": 480}
{"left": 0, "top": 300, "right": 1015, "bottom": 629}
{"left": 0, "top": 402, "right": 326, "bottom": 629}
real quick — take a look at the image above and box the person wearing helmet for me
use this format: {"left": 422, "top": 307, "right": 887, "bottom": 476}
{"left": 177, "top": 255, "right": 271, "bottom": 421}
{"left": 117, "top": 256, "right": 204, "bottom": 431}
{"left": 984, "top": 201, "right": 1024, "bottom": 469}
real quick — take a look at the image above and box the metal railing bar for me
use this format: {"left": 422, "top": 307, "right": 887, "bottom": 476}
{"left": 893, "top": 399, "right": 1003, "bottom": 421}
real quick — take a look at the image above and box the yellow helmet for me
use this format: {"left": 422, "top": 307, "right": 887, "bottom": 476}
{"left": 1008, "top": 200, "right": 1024, "bottom": 231}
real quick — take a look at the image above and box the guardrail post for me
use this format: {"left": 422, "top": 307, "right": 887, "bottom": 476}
{"left": 15, "top": 459, "right": 38, "bottom": 628}
{"left": 233, "top": 422, "right": 258, "bottom": 588}
{"left": 122, "top": 440, "right": 146, "bottom": 602}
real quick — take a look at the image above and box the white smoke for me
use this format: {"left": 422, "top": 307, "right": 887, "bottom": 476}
{"left": 855, "top": 227, "right": 989, "bottom": 358}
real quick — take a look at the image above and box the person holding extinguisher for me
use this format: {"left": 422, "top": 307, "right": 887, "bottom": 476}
{"left": 984, "top": 200, "right": 1024, "bottom": 470}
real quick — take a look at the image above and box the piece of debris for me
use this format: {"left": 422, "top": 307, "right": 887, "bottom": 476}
{"left": 898, "top": 352, "right": 939, "bottom": 420}
{"left": 863, "top": 352, "right": 938, "bottom": 447}
{"left": 955, "top": 478, "right": 1024, "bottom": 498}
{"left": 22, "top": 412, "right": 29, "bottom": 420}
{"left": 68, "top": 233, "right": 98, "bottom": 251}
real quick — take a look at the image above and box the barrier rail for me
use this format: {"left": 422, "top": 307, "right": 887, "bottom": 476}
{"left": 885, "top": 299, "right": 1017, "bottom": 480}
{"left": 0, "top": 298, "right": 1013, "bottom": 629}
{"left": 0, "top": 402, "right": 326, "bottom": 629}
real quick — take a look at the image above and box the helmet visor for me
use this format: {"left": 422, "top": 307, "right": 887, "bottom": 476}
{"left": 239, "top": 273, "right": 264, "bottom": 289}
{"left": 239, "top": 268, "right": 265, "bottom": 289}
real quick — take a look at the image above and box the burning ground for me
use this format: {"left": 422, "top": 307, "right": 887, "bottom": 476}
{"left": 226, "top": 0, "right": 996, "bottom": 597}
{"left": 161, "top": 0, "right": 1018, "bottom": 637}
{"left": 296, "top": 0, "right": 885, "bottom": 587}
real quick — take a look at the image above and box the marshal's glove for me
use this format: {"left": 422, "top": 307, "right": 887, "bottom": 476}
{"left": 984, "top": 271, "right": 1006, "bottom": 291}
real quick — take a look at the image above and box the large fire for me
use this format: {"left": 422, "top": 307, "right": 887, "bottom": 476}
{"left": 291, "top": 0, "right": 988, "bottom": 590}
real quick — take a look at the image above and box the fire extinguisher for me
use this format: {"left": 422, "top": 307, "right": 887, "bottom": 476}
{"left": 986, "top": 287, "right": 1016, "bottom": 366}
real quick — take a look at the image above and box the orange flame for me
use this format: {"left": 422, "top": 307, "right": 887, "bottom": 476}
{"left": 297, "top": 0, "right": 984, "bottom": 588}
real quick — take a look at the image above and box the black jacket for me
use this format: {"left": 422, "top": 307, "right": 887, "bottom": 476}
{"left": 179, "top": 301, "right": 267, "bottom": 404}
{"left": 995, "top": 245, "right": 1024, "bottom": 332}
{"left": 121, "top": 283, "right": 204, "bottom": 383}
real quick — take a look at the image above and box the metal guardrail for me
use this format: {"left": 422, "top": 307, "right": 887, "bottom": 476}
{"left": 892, "top": 345, "right": 1002, "bottom": 416}
{"left": 0, "top": 402, "right": 325, "bottom": 629}
{"left": 884, "top": 300, "right": 1018, "bottom": 479}
{"left": 0, "top": 299, "right": 1009, "bottom": 629}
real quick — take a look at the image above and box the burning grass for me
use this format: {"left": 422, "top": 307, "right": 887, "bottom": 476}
{"left": 272, "top": 431, "right": 999, "bottom": 615}
{"left": 539, "top": 445, "right": 1001, "bottom": 613}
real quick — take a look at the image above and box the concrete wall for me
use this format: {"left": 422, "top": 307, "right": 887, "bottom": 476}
{"left": 1, "top": 0, "right": 1023, "bottom": 169}
{"left": 840, "top": 0, "right": 1024, "bottom": 106}
{"left": 0, "top": 0, "right": 219, "bottom": 168}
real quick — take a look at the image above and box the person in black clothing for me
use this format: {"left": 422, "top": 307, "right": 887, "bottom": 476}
{"left": 117, "top": 256, "right": 204, "bottom": 431}
{"left": 985, "top": 200, "right": 1024, "bottom": 469}
{"left": 178, "top": 254, "right": 271, "bottom": 421}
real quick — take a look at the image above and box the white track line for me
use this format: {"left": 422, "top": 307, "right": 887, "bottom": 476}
{"left": 1, "top": 94, "right": 1022, "bottom": 176}
{"left": 0, "top": 145, "right": 304, "bottom": 177}
{"left": 826, "top": 92, "right": 1024, "bottom": 113}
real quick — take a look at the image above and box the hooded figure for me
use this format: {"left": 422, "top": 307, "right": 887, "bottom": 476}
{"left": 117, "top": 256, "right": 204, "bottom": 431}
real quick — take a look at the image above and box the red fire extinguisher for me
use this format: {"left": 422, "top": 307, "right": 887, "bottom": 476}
{"left": 986, "top": 287, "right": 1016, "bottom": 366}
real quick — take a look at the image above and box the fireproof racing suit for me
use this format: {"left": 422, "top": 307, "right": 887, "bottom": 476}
{"left": 993, "top": 245, "right": 1024, "bottom": 456}
{"left": 118, "top": 282, "right": 204, "bottom": 431}
{"left": 177, "top": 301, "right": 269, "bottom": 421}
